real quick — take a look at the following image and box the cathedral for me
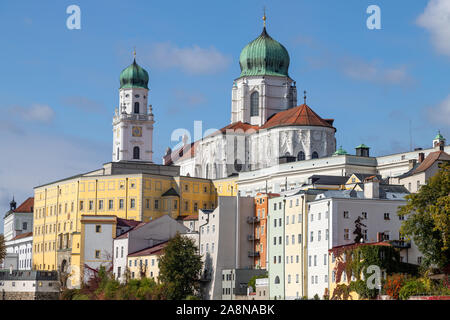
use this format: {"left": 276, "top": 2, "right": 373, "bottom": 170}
{"left": 162, "top": 19, "right": 337, "bottom": 179}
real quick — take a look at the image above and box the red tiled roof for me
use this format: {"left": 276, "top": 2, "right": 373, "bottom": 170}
{"left": 177, "top": 214, "right": 198, "bottom": 221}
{"left": 11, "top": 232, "right": 33, "bottom": 241}
{"left": 261, "top": 104, "right": 335, "bottom": 130}
{"left": 128, "top": 241, "right": 168, "bottom": 257}
{"left": 14, "top": 197, "right": 34, "bottom": 213}
{"left": 117, "top": 218, "right": 141, "bottom": 228}
{"left": 413, "top": 150, "right": 450, "bottom": 174}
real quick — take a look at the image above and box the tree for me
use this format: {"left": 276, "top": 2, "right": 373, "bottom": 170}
{"left": 158, "top": 233, "right": 203, "bottom": 299}
{"left": 353, "top": 216, "right": 367, "bottom": 244}
{"left": 398, "top": 162, "right": 450, "bottom": 270}
{"left": 248, "top": 272, "right": 268, "bottom": 292}
{"left": 0, "top": 234, "right": 5, "bottom": 266}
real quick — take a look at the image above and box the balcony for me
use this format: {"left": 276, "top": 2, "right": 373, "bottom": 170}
{"left": 246, "top": 216, "right": 260, "bottom": 224}
{"left": 248, "top": 251, "right": 260, "bottom": 257}
{"left": 247, "top": 234, "right": 260, "bottom": 241}
{"left": 390, "top": 240, "right": 411, "bottom": 249}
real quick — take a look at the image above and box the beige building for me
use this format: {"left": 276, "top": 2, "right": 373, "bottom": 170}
{"left": 391, "top": 150, "right": 450, "bottom": 193}
{"left": 126, "top": 242, "right": 167, "bottom": 281}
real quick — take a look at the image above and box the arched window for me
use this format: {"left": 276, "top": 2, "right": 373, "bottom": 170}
{"left": 297, "top": 151, "right": 305, "bottom": 161}
{"left": 312, "top": 151, "right": 319, "bottom": 159}
{"left": 133, "top": 146, "right": 140, "bottom": 159}
{"left": 250, "top": 91, "right": 259, "bottom": 116}
{"left": 134, "top": 102, "right": 140, "bottom": 114}
{"left": 275, "top": 276, "right": 280, "bottom": 284}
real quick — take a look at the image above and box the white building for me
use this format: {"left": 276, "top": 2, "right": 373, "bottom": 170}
{"left": 163, "top": 20, "right": 336, "bottom": 179}
{"left": 3, "top": 197, "right": 34, "bottom": 242}
{"left": 3, "top": 233, "right": 33, "bottom": 271}
{"left": 198, "top": 196, "right": 255, "bottom": 300}
{"left": 306, "top": 179, "right": 421, "bottom": 299}
{"left": 2, "top": 197, "right": 34, "bottom": 271}
{"left": 0, "top": 270, "right": 59, "bottom": 300}
{"left": 112, "top": 55, "right": 154, "bottom": 163}
{"left": 112, "top": 215, "right": 188, "bottom": 283}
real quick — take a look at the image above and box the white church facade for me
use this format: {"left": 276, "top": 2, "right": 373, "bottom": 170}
{"left": 163, "top": 23, "right": 337, "bottom": 178}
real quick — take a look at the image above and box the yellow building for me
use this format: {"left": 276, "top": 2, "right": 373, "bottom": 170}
{"left": 126, "top": 242, "right": 167, "bottom": 281}
{"left": 213, "top": 176, "right": 238, "bottom": 196}
{"left": 32, "top": 161, "right": 216, "bottom": 284}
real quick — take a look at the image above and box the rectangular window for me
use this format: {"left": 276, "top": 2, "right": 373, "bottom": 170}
{"left": 80, "top": 201, "right": 84, "bottom": 211}
{"left": 384, "top": 213, "right": 390, "bottom": 220}
{"left": 130, "top": 199, "right": 135, "bottom": 209}
{"left": 298, "top": 234, "right": 302, "bottom": 243}
{"left": 98, "top": 200, "right": 103, "bottom": 210}
{"left": 89, "top": 201, "right": 93, "bottom": 211}
{"left": 310, "top": 231, "right": 314, "bottom": 242}
{"left": 298, "top": 214, "right": 302, "bottom": 223}
{"left": 324, "top": 254, "right": 327, "bottom": 265}
{"left": 95, "top": 250, "right": 100, "bottom": 259}
{"left": 95, "top": 225, "right": 101, "bottom": 233}
{"left": 274, "top": 219, "right": 277, "bottom": 228}
{"left": 318, "top": 230, "right": 322, "bottom": 241}
{"left": 314, "top": 255, "right": 317, "bottom": 266}
{"left": 344, "top": 229, "right": 350, "bottom": 240}
{"left": 362, "top": 212, "right": 367, "bottom": 219}
{"left": 286, "top": 235, "right": 289, "bottom": 245}
{"left": 154, "top": 200, "right": 159, "bottom": 210}
{"left": 343, "top": 211, "right": 349, "bottom": 219}
{"left": 326, "top": 229, "right": 329, "bottom": 240}
{"left": 109, "top": 200, "right": 114, "bottom": 210}
{"left": 279, "top": 236, "right": 282, "bottom": 245}
{"left": 273, "top": 237, "right": 276, "bottom": 245}
{"left": 292, "top": 234, "right": 295, "bottom": 244}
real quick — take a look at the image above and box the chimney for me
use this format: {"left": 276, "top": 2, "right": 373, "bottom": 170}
{"left": 364, "top": 177, "right": 379, "bottom": 199}
{"left": 408, "top": 159, "right": 417, "bottom": 170}
{"left": 418, "top": 152, "right": 425, "bottom": 163}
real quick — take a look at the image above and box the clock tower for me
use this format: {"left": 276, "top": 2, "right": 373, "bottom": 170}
{"left": 112, "top": 55, "right": 154, "bottom": 162}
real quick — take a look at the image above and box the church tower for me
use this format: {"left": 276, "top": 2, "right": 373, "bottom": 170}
{"left": 231, "top": 13, "right": 297, "bottom": 126}
{"left": 112, "top": 54, "right": 154, "bottom": 162}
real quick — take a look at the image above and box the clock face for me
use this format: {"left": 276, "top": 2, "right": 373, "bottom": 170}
{"left": 132, "top": 126, "right": 142, "bottom": 137}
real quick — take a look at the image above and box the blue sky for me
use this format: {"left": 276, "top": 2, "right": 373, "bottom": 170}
{"left": 0, "top": 0, "right": 449, "bottom": 232}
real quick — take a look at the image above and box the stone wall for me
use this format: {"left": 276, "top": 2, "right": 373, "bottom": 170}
{"left": 0, "top": 290, "right": 59, "bottom": 300}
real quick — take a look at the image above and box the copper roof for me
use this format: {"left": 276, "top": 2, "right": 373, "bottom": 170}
{"left": 128, "top": 241, "right": 168, "bottom": 257}
{"left": 14, "top": 197, "right": 34, "bottom": 213}
{"left": 413, "top": 150, "right": 450, "bottom": 174}
{"left": 261, "top": 104, "right": 335, "bottom": 130}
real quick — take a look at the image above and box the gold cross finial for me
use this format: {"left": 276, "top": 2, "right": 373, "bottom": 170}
{"left": 263, "top": 6, "right": 266, "bottom": 27}
{"left": 133, "top": 47, "right": 136, "bottom": 59}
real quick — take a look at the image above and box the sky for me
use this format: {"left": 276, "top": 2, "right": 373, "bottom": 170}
{"left": 0, "top": 0, "right": 449, "bottom": 233}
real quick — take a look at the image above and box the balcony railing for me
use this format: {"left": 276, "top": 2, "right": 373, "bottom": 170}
{"left": 390, "top": 240, "right": 411, "bottom": 249}
{"left": 246, "top": 216, "right": 260, "bottom": 224}
{"left": 248, "top": 251, "right": 260, "bottom": 257}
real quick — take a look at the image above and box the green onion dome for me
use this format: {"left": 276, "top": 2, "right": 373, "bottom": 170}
{"left": 119, "top": 59, "right": 149, "bottom": 89}
{"left": 239, "top": 27, "right": 290, "bottom": 78}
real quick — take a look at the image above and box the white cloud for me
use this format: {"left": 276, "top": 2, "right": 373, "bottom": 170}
{"left": 417, "top": 0, "right": 450, "bottom": 56}
{"left": 9, "top": 104, "right": 55, "bottom": 123}
{"left": 61, "top": 96, "right": 105, "bottom": 113}
{"left": 0, "top": 127, "right": 109, "bottom": 233}
{"left": 426, "top": 94, "right": 450, "bottom": 126}
{"left": 341, "top": 59, "right": 412, "bottom": 86}
{"left": 145, "top": 43, "right": 231, "bottom": 75}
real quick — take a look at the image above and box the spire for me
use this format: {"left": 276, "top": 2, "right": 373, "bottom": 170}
{"left": 303, "top": 90, "right": 307, "bottom": 104}
{"left": 263, "top": 6, "right": 266, "bottom": 28}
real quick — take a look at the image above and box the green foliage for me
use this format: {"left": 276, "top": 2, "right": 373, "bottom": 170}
{"left": 72, "top": 293, "right": 90, "bottom": 300}
{"left": 158, "top": 233, "right": 203, "bottom": 299}
{"left": 247, "top": 272, "right": 268, "bottom": 291}
{"left": 349, "top": 279, "right": 379, "bottom": 299}
{"left": 0, "top": 234, "right": 5, "bottom": 265}
{"left": 331, "top": 284, "right": 353, "bottom": 300}
{"left": 60, "top": 289, "right": 80, "bottom": 300}
{"left": 313, "top": 294, "right": 320, "bottom": 300}
{"left": 398, "top": 162, "right": 450, "bottom": 270}
{"left": 398, "top": 278, "right": 427, "bottom": 300}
